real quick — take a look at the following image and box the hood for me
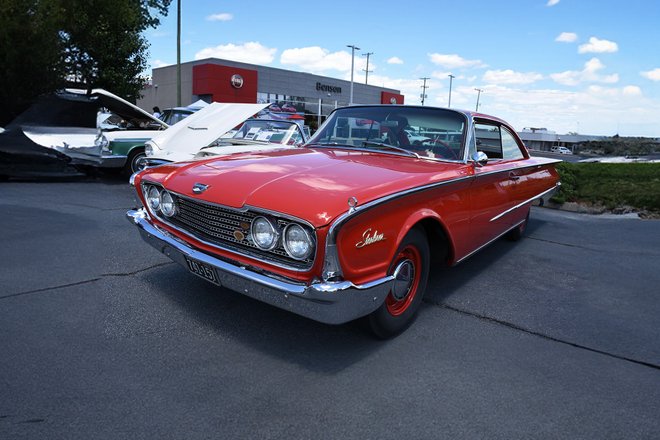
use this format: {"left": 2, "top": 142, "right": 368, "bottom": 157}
{"left": 146, "top": 102, "right": 270, "bottom": 161}
{"left": 147, "top": 148, "right": 464, "bottom": 228}
{"left": 66, "top": 88, "right": 168, "bottom": 129}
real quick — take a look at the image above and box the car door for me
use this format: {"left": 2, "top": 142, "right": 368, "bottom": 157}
{"left": 469, "top": 122, "right": 523, "bottom": 245}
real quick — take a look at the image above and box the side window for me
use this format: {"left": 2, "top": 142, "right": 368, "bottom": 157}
{"left": 501, "top": 126, "right": 524, "bottom": 160}
{"left": 474, "top": 123, "right": 502, "bottom": 159}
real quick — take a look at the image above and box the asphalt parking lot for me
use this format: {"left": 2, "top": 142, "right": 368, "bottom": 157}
{"left": 1, "top": 176, "right": 659, "bottom": 439}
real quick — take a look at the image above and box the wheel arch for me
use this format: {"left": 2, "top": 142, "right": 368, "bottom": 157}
{"left": 395, "top": 210, "right": 455, "bottom": 267}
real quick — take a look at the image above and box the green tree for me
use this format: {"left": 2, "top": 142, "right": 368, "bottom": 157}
{"left": 0, "top": 0, "right": 65, "bottom": 125}
{"left": 0, "top": 0, "right": 171, "bottom": 126}
{"left": 60, "top": 0, "right": 171, "bottom": 101}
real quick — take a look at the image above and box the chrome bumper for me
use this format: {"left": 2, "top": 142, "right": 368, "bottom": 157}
{"left": 126, "top": 209, "right": 393, "bottom": 324}
{"left": 99, "top": 154, "right": 127, "bottom": 168}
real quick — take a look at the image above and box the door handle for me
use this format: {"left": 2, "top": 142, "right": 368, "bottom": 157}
{"left": 509, "top": 172, "right": 520, "bottom": 181}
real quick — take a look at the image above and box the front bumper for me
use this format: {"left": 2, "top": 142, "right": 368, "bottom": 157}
{"left": 126, "top": 209, "right": 393, "bottom": 324}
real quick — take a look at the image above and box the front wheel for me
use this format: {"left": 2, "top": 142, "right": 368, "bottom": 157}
{"left": 367, "top": 227, "right": 430, "bottom": 339}
{"left": 124, "top": 148, "right": 146, "bottom": 175}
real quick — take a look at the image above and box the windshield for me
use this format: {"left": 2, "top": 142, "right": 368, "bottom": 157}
{"left": 213, "top": 119, "right": 305, "bottom": 146}
{"left": 308, "top": 106, "right": 467, "bottom": 161}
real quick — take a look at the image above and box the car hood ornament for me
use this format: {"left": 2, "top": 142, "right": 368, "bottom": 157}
{"left": 192, "top": 183, "right": 210, "bottom": 194}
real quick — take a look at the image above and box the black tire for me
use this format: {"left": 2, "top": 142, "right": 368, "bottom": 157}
{"left": 124, "top": 148, "right": 145, "bottom": 175}
{"left": 367, "top": 227, "right": 430, "bottom": 339}
{"left": 507, "top": 207, "right": 530, "bottom": 241}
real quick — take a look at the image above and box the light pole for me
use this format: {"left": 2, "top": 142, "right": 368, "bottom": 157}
{"left": 474, "top": 88, "right": 483, "bottom": 111}
{"left": 176, "top": 0, "right": 181, "bottom": 106}
{"left": 362, "top": 52, "right": 374, "bottom": 84}
{"left": 347, "top": 44, "right": 360, "bottom": 105}
{"left": 420, "top": 77, "right": 429, "bottom": 105}
{"left": 448, "top": 74, "right": 455, "bottom": 108}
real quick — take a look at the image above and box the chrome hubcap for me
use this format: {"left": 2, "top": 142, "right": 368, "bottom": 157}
{"left": 391, "top": 259, "right": 415, "bottom": 301}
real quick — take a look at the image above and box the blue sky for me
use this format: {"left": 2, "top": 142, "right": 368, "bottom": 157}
{"left": 145, "top": 0, "right": 660, "bottom": 137}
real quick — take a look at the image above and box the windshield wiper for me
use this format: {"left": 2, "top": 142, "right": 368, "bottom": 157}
{"left": 362, "top": 141, "right": 420, "bottom": 158}
{"left": 306, "top": 142, "right": 356, "bottom": 148}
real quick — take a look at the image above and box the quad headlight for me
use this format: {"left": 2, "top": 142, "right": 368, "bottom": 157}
{"left": 251, "top": 216, "right": 279, "bottom": 250}
{"left": 251, "top": 216, "right": 314, "bottom": 261}
{"left": 283, "top": 223, "right": 314, "bottom": 260}
{"left": 143, "top": 184, "right": 177, "bottom": 218}
{"left": 146, "top": 186, "right": 161, "bottom": 212}
{"left": 160, "top": 191, "right": 176, "bottom": 217}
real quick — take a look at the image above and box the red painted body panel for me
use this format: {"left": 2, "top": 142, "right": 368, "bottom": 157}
{"left": 134, "top": 147, "right": 558, "bottom": 286}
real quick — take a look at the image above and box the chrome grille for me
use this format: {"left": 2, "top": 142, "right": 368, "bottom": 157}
{"left": 167, "top": 194, "right": 313, "bottom": 269}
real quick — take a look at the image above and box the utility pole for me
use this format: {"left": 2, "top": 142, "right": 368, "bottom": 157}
{"left": 176, "top": 0, "right": 181, "bottom": 106}
{"left": 475, "top": 88, "right": 483, "bottom": 111}
{"left": 420, "top": 77, "right": 430, "bottom": 105}
{"left": 346, "top": 45, "right": 360, "bottom": 105}
{"left": 362, "top": 52, "right": 374, "bottom": 84}
{"left": 447, "top": 74, "right": 455, "bottom": 108}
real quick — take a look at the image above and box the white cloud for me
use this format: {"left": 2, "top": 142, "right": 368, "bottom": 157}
{"left": 578, "top": 37, "right": 618, "bottom": 54}
{"left": 622, "top": 85, "right": 642, "bottom": 96}
{"left": 641, "top": 68, "right": 660, "bottom": 81}
{"left": 447, "top": 84, "right": 659, "bottom": 136}
{"left": 483, "top": 69, "right": 544, "bottom": 85}
{"left": 194, "top": 42, "right": 276, "bottom": 64}
{"left": 428, "top": 53, "right": 486, "bottom": 69}
{"left": 387, "top": 57, "right": 404, "bottom": 65}
{"left": 152, "top": 59, "right": 170, "bottom": 68}
{"left": 547, "top": 0, "right": 560, "bottom": 6}
{"left": 280, "top": 46, "right": 354, "bottom": 73}
{"left": 206, "top": 13, "right": 233, "bottom": 22}
{"left": 555, "top": 32, "right": 578, "bottom": 43}
{"left": 551, "top": 58, "right": 619, "bottom": 86}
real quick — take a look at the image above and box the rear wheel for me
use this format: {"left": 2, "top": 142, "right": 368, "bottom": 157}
{"left": 367, "top": 227, "right": 430, "bottom": 339}
{"left": 507, "top": 207, "right": 530, "bottom": 241}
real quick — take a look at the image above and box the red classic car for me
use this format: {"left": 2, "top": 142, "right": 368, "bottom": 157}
{"left": 127, "top": 105, "right": 560, "bottom": 338}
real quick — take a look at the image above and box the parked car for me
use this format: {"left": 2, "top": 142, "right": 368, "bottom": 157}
{"left": 280, "top": 103, "right": 297, "bottom": 113}
{"left": 16, "top": 89, "right": 168, "bottom": 174}
{"left": 127, "top": 105, "right": 560, "bottom": 338}
{"left": 138, "top": 102, "right": 307, "bottom": 169}
{"left": 158, "top": 100, "right": 209, "bottom": 126}
{"left": 551, "top": 146, "right": 573, "bottom": 155}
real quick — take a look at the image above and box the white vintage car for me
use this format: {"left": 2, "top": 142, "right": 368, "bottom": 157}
{"left": 138, "top": 102, "right": 308, "bottom": 169}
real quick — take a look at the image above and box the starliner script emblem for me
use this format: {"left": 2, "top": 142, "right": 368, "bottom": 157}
{"left": 192, "top": 183, "right": 209, "bottom": 194}
{"left": 355, "top": 228, "right": 386, "bottom": 248}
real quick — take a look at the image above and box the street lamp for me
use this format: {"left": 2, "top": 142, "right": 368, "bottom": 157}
{"left": 347, "top": 44, "right": 360, "bottom": 105}
{"left": 474, "top": 88, "right": 483, "bottom": 111}
{"left": 362, "top": 52, "right": 374, "bottom": 84}
{"left": 420, "top": 77, "right": 429, "bottom": 106}
{"left": 448, "top": 74, "right": 455, "bottom": 108}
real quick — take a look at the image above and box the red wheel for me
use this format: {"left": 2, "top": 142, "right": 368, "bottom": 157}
{"left": 385, "top": 245, "right": 422, "bottom": 316}
{"left": 368, "top": 227, "right": 430, "bottom": 338}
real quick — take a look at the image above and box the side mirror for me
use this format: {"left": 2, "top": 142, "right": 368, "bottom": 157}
{"left": 471, "top": 151, "right": 488, "bottom": 167}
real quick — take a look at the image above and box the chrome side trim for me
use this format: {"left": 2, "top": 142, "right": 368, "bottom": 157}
{"left": 322, "top": 174, "right": 474, "bottom": 280}
{"left": 490, "top": 183, "right": 562, "bottom": 222}
{"left": 321, "top": 162, "right": 561, "bottom": 280}
{"left": 126, "top": 208, "right": 393, "bottom": 324}
{"left": 453, "top": 218, "right": 527, "bottom": 265}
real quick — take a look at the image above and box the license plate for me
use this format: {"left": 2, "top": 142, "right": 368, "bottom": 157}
{"left": 184, "top": 256, "right": 221, "bottom": 286}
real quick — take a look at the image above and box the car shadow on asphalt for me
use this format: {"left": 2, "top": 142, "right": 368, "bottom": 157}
{"left": 137, "top": 215, "right": 549, "bottom": 374}
{"left": 143, "top": 266, "right": 381, "bottom": 374}
{"left": 422, "top": 215, "right": 546, "bottom": 307}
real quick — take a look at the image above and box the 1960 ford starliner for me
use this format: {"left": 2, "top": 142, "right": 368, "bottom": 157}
{"left": 127, "top": 105, "right": 560, "bottom": 338}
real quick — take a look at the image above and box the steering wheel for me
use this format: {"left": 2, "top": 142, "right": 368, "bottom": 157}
{"left": 412, "top": 138, "right": 458, "bottom": 159}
